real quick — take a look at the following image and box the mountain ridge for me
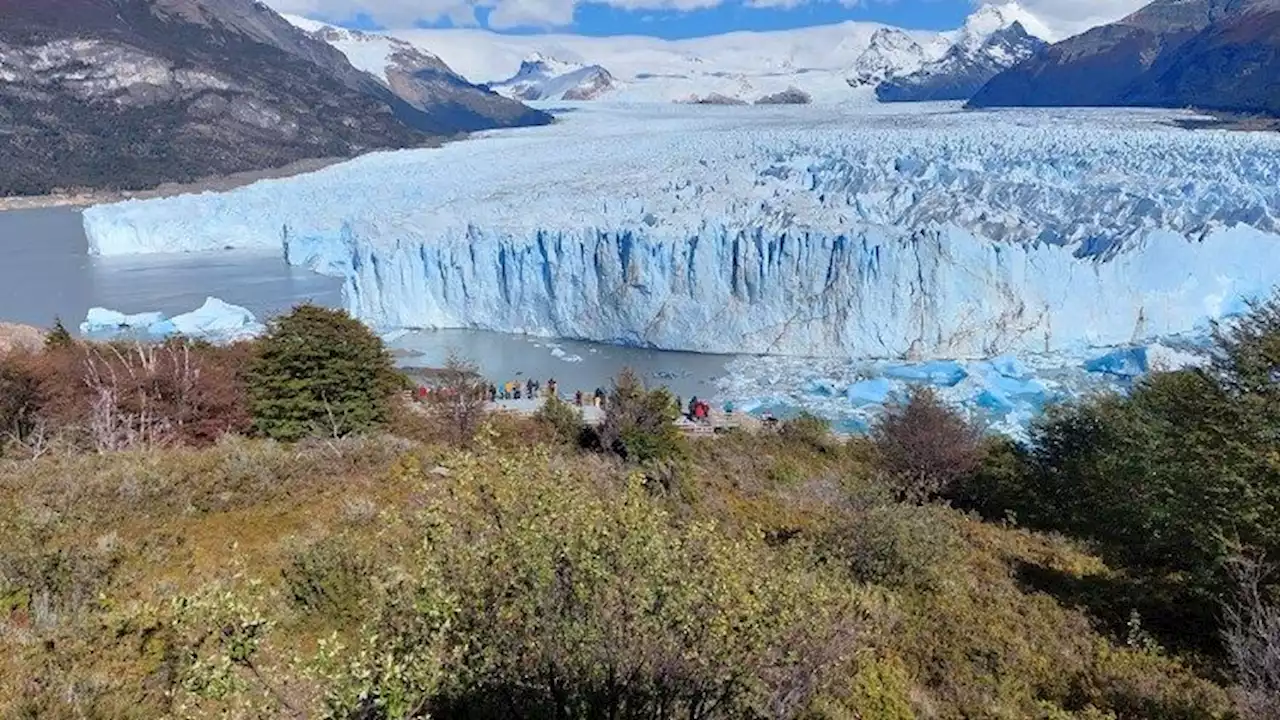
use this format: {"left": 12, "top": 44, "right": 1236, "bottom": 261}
{"left": 968, "top": 0, "right": 1280, "bottom": 115}
{"left": 0, "top": 0, "right": 549, "bottom": 197}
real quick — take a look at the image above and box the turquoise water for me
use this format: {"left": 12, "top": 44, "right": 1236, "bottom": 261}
{"left": 0, "top": 207, "right": 343, "bottom": 329}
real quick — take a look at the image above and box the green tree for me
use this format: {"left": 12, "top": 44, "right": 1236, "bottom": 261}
{"left": 534, "top": 392, "right": 587, "bottom": 447}
{"left": 983, "top": 293, "right": 1280, "bottom": 650}
{"left": 44, "top": 317, "right": 73, "bottom": 350}
{"left": 248, "top": 305, "right": 400, "bottom": 441}
{"left": 597, "top": 367, "right": 684, "bottom": 464}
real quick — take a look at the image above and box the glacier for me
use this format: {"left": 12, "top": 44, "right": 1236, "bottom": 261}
{"left": 82, "top": 103, "right": 1280, "bottom": 360}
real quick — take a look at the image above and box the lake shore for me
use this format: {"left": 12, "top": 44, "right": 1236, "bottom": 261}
{"left": 0, "top": 157, "right": 348, "bottom": 212}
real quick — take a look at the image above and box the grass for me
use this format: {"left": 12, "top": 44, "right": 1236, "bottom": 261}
{"left": 0, "top": 421, "right": 1235, "bottom": 719}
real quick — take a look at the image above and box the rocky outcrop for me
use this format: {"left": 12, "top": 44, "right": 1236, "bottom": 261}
{"left": 292, "top": 20, "right": 549, "bottom": 131}
{"left": 0, "top": 323, "right": 45, "bottom": 355}
{"left": 968, "top": 0, "right": 1280, "bottom": 115}
{"left": 0, "top": 0, "right": 549, "bottom": 197}
{"left": 755, "top": 88, "right": 812, "bottom": 105}
{"left": 846, "top": 28, "right": 926, "bottom": 88}
{"left": 488, "top": 54, "right": 617, "bottom": 102}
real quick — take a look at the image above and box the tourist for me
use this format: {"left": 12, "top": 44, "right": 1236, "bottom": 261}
{"left": 574, "top": 390, "right": 583, "bottom": 406}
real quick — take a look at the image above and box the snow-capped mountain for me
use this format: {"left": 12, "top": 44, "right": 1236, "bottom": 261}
{"left": 488, "top": 53, "right": 617, "bottom": 101}
{"left": 278, "top": 1, "right": 1068, "bottom": 106}
{"left": 846, "top": 28, "right": 929, "bottom": 88}
{"left": 876, "top": 5, "right": 1049, "bottom": 103}
{"left": 392, "top": 23, "right": 935, "bottom": 104}
{"left": 286, "top": 16, "right": 548, "bottom": 131}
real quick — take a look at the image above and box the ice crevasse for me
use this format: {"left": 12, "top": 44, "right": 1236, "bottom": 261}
{"left": 82, "top": 105, "right": 1280, "bottom": 359}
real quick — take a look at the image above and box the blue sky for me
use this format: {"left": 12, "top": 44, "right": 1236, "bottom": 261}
{"left": 466, "top": 2, "right": 974, "bottom": 38}
{"left": 270, "top": 0, "right": 1135, "bottom": 39}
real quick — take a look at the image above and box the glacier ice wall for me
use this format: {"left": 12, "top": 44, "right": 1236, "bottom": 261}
{"left": 82, "top": 104, "right": 1280, "bottom": 358}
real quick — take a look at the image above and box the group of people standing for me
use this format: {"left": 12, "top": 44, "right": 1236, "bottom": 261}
{"left": 490, "top": 378, "right": 555, "bottom": 401}
{"left": 481, "top": 377, "right": 609, "bottom": 409}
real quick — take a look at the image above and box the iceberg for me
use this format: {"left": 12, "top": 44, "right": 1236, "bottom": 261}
{"left": 79, "top": 297, "right": 263, "bottom": 343}
{"left": 846, "top": 378, "right": 895, "bottom": 406}
{"left": 81, "top": 104, "right": 1280, "bottom": 359}
{"left": 168, "top": 297, "right": 265, "bottom": 340}
{"left": 81, "top": 308, "right": 168, "bottom": 335}
{"left": 884, "top": 360, "right": 968, "bottom": 387}
{"left": 1083, "top": 347, "right": 1149, "bottom": 378}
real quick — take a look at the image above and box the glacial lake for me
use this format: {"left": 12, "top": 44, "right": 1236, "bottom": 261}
{"left": 0, "top": 207, "right": 735, "bottom": 402}
{"left": 0, "top": 207, "right": 343, "bottom": 327}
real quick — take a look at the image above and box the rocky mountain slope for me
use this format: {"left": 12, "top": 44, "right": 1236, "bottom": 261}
{"left": 968, "top": 0, "right": 1280, "bottom": 115}
{"left": 287, "top": 17, "right": 550, "bottom": 129}
{"left": 0, "top": 0, "right": 548, "bottom": 197}
{"left": 488, "top": 54, "right": 617, "bottom": 101}
{"left": 876, "top": 5, "right": 1048, "bottom": 102}
{"left": 846, "top": 28, "right": 928, "bottom": 88}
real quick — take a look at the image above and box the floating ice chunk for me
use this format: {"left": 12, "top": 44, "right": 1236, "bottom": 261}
{"left": 986, "top": 356, "right": 1029, "bottom": 379}
{"left": 846, "top": 378, "right": 895, "bottom": 406}
{"left": 884, "top": 361, "right": 968, "bottom": 387}
{"left": 381, "top": 328, "right": 411, "bottom": 343}
{"left": 1084, "top": 347, "right": 1148, "bottom": 378}
{"left": 168, "top": 298, "right": 264, "bottom": 340}
{"left": 80, "top": 298, "right": 263, "bottom": 343}
{"left": 80, "top": 307, "right": 168, "bottom": 335}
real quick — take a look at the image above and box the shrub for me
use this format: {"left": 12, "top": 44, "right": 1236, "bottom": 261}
{"left": 0, "top": 350, "right": 42, "bottom": 447}
{"left": 826, "top": 503, "right": 962, "bottom": 589}
{"left": 328, "top": 449, "right": 863, "bottom": 719}
{"left": 1222, "top": 557, "right": 1280, "bottom": 720}
{"left": 843, "top": 653, "right": 917, "bottom": 720}
{"left": 282, "top": 535, "right": 374, "bottom": 622}
{"left": 44, "top": 318, "right": 73, "bottom": 351}
{"left": 248, "top": 305, "right": 399, "bottom": 442}
{"left": 597, "top": 368, "right": 685, "bottom": 464}
{"left": 780, "top": 411, "right": 832, "bottom": 450}
{"left": 422, "top": 353, "right": 489, "bottom": 446}
{"left": 11, "top": 338, "right": 252, "bottom": 451}
{"left": 534, "top": 392, "right": 586, "bottom": 447}
{"left": 871, "top": 387, "right": 983, "bottom": 503}
{"left": 946, "top": 435, "right": 1031, "bottom": 522}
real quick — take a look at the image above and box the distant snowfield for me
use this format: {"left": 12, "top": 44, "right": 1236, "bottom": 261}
{"left": 392, "top": 24, "right": 948, "bottom": 103}
{"left": 84, "top": 102, "right": 1280, "bottom": 364}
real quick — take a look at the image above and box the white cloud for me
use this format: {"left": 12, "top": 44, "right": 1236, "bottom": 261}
{"left": 266, "top": 0, "right": 1148, "bottom": 35}
{"left": 979, "top": 0, "right": 1149, "bottom": 40}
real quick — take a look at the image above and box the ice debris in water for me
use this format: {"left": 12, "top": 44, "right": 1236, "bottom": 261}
{"left": 81, "top": 104, "right": 1280, "bottom": 360}
{"left": 80, "top": 297, "right": 264, "bottom": 343}
{"left": 718, "top": 342, "right": 1209, "bottom": 436}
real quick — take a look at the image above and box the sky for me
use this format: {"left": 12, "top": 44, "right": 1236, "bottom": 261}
{"left": 265, "top": 0, "right": 1146, "bottom": 39}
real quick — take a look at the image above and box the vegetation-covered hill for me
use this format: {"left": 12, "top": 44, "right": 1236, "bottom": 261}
{"left": 1, "top": 302, "right": 1278, "bottom": 719}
